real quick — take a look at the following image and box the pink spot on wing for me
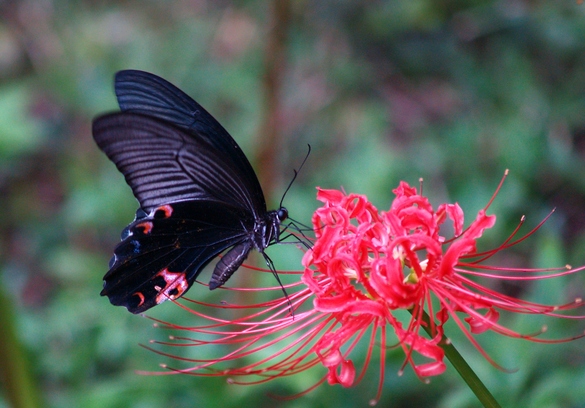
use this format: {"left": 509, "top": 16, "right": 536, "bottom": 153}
{"left": 154, "top": 268, "right": 189, "bottom": 305}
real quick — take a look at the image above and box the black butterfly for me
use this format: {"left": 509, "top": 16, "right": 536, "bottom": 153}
{"left": 92, "top": 70, "right": 289, "bottom": 314}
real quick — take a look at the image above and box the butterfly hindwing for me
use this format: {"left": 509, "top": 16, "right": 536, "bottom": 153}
{"left": 102, "top": 201, "right": 253, "bottom": 313}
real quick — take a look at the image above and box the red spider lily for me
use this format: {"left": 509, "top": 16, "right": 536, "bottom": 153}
{"left": 144, "top": 175, "right": 585, "bottom": 404}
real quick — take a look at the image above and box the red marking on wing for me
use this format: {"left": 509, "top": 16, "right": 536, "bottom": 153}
{"left": 135, "top": 221, "right": 153, "bottom": 234}
{"left": 133, "top": 291, "right": 145, "bottom": 307}
{"left": 154, "top": 268, "right": 189, "bottom": 305}
{"left": 154, "top": 204, "right": 173, "bottom": 219}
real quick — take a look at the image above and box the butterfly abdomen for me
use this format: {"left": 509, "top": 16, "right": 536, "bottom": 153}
{"left": 209, "top": 241, "right": 253, "bottom": 290}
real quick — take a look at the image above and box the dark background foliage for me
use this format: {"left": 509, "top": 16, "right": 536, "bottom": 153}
{"left": 1, "top": 1, "right": 585, "bottom": 407}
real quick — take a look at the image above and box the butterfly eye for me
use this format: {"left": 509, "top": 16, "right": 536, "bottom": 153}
{"left": 277, "top": 207, "right": 288, "bottom": 222}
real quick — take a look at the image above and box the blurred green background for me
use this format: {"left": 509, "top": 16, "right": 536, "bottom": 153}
{"left": 2, "top": 1, "right": 585, "bottom": 407}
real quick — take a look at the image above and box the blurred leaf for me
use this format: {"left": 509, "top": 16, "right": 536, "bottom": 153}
{"left": 0, "top": 84, "right": 43, "bottom": 158}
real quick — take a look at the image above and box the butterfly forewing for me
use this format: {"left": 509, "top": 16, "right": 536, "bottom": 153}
{"left": 93, "top": 113, "right": 261, "bottom": 213}
{"left": 114, "top": 70, "right": 266, "bottom": 212}
{"left": 115, "top": 70, "right": 201, "bottom": 128}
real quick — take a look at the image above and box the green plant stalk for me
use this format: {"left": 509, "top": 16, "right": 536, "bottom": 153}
{"left": 415, "top": 309, "right": 501, "bottom": 408}
{"left": 0, "top": 286, "right": 43, "bottom": 408}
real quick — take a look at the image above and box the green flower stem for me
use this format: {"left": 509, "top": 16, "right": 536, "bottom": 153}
{"left": 415, "top": 309, "right": 501, "bottom": 408}
{"left": 0, "top": 286, "right": 43, "bottom": 408}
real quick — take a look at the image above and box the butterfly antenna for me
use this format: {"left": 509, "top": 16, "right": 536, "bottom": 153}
{"left": 279, "top": 144, "right": 311, "bottom": 209}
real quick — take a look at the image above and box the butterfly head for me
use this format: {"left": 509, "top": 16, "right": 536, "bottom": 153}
{"left": 277, "top": 207, "right": 288, "bottom": 223}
